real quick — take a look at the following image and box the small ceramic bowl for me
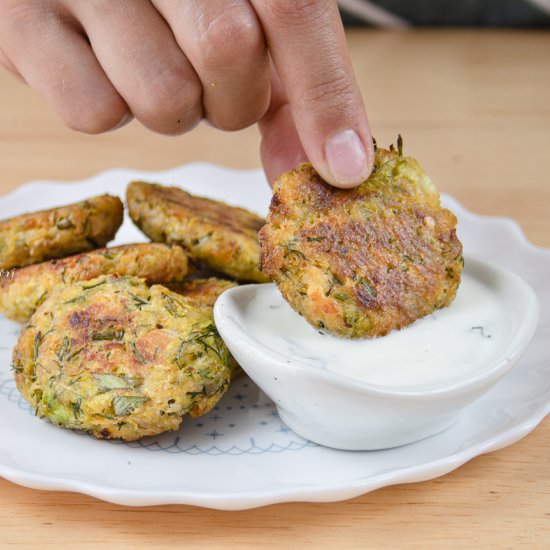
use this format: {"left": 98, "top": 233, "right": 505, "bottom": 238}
{"left": 214, "top": 257, "right": 539, "bottom": 450}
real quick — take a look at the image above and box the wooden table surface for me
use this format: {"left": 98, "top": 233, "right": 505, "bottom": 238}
{"left": 0, "top": 30, "right": 548, "bottom": 548}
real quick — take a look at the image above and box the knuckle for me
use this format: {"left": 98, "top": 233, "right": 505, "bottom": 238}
{"left": 135, "top": 64, "right": 202, "bottom": 134}
{"left": 197, "top": 8, "right": 264, "bottom": 70}
{"left": 300, "top": 70, "right": 356, "bottom": 110}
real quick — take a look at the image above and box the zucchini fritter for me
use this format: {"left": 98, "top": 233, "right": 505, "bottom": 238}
{"left": 12, "top": 276, "right": 232, "bottom": 441}
{"left": 127, "top": 181, "right": 269, "bottom": 282}
{"left": 259, "top": 148, "right": 463, "bottom": 338}
{"left": 0, "top": 194, "right": 123, "bottom": 269}
{"left": 168, "top": 277, "right": 238, "bottom": 307}
{"left": 0, "top": 243, "right": 189, "bottom": 323}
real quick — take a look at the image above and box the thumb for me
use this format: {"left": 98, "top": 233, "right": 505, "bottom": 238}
{"left": 252, "top": 0, "right": 374, "bottom": 188}
{"left": 258, "top": 66, "right": 307, "bottom": 186}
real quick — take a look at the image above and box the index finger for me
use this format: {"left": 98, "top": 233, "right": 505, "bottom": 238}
{"left": 250, "top": 0, "right": 374, "bottom": 187}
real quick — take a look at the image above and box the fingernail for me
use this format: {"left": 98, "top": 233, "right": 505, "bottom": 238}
{"left": 325, "top": 129, "right": 370, "bottom": 186}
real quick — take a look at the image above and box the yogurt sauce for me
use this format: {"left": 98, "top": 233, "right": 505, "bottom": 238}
{"left": 243, "top": 270, "right": 514, "bottom": 390}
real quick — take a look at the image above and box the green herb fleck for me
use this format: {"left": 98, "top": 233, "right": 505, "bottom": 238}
{"left": 113, "top": 395, "right": 149, "bottom": 416}
{"left": 284, "top": 240, "right": 306, "bottom": 260}
{"left": 71, "top": 397, "right": 82, "bottom": 418}
{"left": 67, "top": 347, "right": 84, "bottom": 361}
{"left": 334, "top": 292, "right": 349, "bottom": 301}
{"left": 184, "top": 324, "right": 228, "bottom": 366}
{"left": 55, "top": 336, "right": 71, "bottom": 363}
{"left": 360, "top": 278, "right": 377, "bottom": 298}
{"left": 171, "top": 338, "right": 186, "bottom": 368}
{"left": 33, "top": 331, "right": 42, "bottom": 363}
{"left": 92, "top": 330, "right": 125, "bottom": 341}
{"left": 82, "top": 279, "right": 107, "bottom": 290}
{"left": 397, "top": 134, "right": 403, "bottom": 156}
{"left": 306, "top": 236, "right": 326, "bottom": 242}
{"left": 127, "top": 291, "right": 148, "bottom": 309}
{"left": 94, "top": 373, "right": 136, "bottom": 392}
{"left": 101, "top": 251, "right": 116, "bottom": 260}
{"left": 11, "top": 361, "right": 23, "bottom": 374}
{"left": 162, "top": 293, "right": 184, "bottom": 317}
{"left": 130, "top": 342, "right": 147, "bottom": 365}
{"left": 63, "top": 296, "right": 86, "bottom": 305}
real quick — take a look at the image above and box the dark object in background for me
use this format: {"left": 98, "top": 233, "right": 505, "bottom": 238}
{"left": 338, "top": 0, "right": 550, "bottom": 28}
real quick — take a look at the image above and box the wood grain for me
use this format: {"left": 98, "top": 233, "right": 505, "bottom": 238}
{"left": 0, "top": 30, "right": 548, "bottom": 549}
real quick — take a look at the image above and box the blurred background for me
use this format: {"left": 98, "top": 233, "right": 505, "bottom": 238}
{"left": 338, "top": 0, "right": 550, "bottom": 27}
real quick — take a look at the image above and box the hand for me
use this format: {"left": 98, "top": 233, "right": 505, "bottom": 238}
{"left": 0, "top": 0, "right": 373, "bottom": 187}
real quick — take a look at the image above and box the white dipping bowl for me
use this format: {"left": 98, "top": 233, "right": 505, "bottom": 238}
{"left": 214, "top": 257, "right": 539, "bottom": 450}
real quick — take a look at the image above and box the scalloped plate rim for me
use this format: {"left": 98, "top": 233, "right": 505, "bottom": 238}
{"left": 0, "top": 163, "right": 548, "bottom": 509}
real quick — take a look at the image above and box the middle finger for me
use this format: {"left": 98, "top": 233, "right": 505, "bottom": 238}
{"left": 71, "top": 0, "right": 203, "bottom": 134}
{"left": 153, "top": 0, "right": 271, "bottom": 131}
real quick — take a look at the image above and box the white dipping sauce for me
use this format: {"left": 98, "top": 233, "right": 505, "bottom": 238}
{"left": 244, "top": 271, "right": 514, "bottom": 389}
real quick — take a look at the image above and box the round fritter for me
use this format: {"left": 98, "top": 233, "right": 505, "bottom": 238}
{"left": 168, "top": 277, "right": 238, "bottom": 307}
{"left": 12, "top": 275, "right": 232, "bottom": 441}
{"left": 127, "top": 181, "right": 269, "bottom": 283}
{"left": 259, "top": 149, "right": 463, "bottom": 338}
{"left": 0, "top": 194, "right": 123, "bottom": 270}
{"left": 0, "top": 243, "right": 189, "bottom": 323}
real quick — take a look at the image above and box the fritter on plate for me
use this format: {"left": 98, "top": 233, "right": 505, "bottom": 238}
{"left": 127, "top": 181, "right": 269, "bottom": 283}
{"left": 12, "top": 275, "right": 232, "bottom": 441}
{"left": 259, "top": 146, "right": 463, "bottom": 338}
{"left": 0, "top": 243, "right": 189, "bottom": 323}
{"left": 168, "top": 277, "right": 238, "bottom": 307}
{"left": 0, "top": 194, "right": 123, "bottom": 270}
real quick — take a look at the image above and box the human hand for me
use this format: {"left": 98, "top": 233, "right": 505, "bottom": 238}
{"left": 0, "top": 0, "right": 373, "bottom": 187}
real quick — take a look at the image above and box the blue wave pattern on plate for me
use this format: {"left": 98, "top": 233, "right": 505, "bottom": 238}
{"left": 0, "top": 314, "right": 316, "bottom": 455}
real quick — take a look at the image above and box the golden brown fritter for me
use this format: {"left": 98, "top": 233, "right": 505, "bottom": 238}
{"left": 259, "top": 148, "right": 463, "bottom": 338}
{"left": 0, "top": 194, "right": 123, "bottom": 270}
{"left": 0, "top": 243, "right": 189, "bottom": 323}
{"left": 168, "top": 277, "right": 238, "bottom": 307}
{"left": 12, "top": 275, "right": 232, "bottom": 441}
{"left": 127, "top": 181, "right": 269, "bottom": 283}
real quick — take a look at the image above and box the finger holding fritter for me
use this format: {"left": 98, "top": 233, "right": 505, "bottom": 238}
{"left": 259, "top": 148, "right": 463, "bottom": 338}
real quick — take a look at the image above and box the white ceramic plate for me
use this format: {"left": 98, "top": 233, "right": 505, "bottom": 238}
{"left": 0, "top": 164, "right": 548, "bottom": 510}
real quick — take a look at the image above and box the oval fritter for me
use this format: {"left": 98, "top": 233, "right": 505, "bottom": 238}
{"left": 127, "top": 181, "right": 269, "bottom": 283}
{"left": 0, "top": 194, "right": 123, "bottom": 270}
{"left": 259, "top": 149, "right": 463, "bottom": 338}
{"left": 0, "top": 243, "right": 189, "bottom": 323}
{"left": 168, "top": 277, "right": 238, "bottom": 307}
{"left": 12, "top": 276, "right": 232, "bottom": 441}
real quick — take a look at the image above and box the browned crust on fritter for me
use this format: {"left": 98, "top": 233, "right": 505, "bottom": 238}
{"left": 259, "top": 150, "right": 463, "bottom": 338}
{"left": 0, "top": 194, "right": 123, "bottom": 269}
{"left": 126, "top": 181, "right": 269, "bottom": 282}
{"left": 0, "top": 243, "right": 189, "bottom": 323}
{"left": 167, "top": 277, "right": 238, "bottom": 307}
